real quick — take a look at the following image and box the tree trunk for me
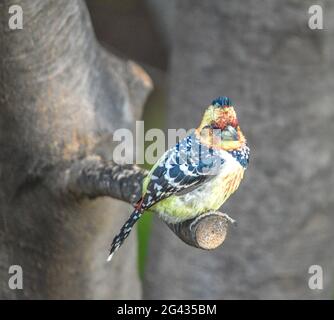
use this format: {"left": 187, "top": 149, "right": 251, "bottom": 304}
{"left": 144, "top": 0, "right": 334, "bottom": 299}
{"left": 0, "top": 0, "right": 152, "bottom": 299}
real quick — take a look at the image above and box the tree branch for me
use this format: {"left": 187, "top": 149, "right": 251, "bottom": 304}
{"left": 66, "top": 156, "right": 145, "bottom": 205}
{"left": 65, "top": 156, "right": 230, "bottom": 250}
{"left": 166, "top": 212, "right": 230, "bottom": 250}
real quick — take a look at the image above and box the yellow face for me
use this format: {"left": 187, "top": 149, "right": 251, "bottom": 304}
{"left": 196, "top": 105, "right": 246, "bottom": 151}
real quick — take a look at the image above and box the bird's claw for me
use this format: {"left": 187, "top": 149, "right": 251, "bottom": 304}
{"left": 219, "top": 212, "right": 237, "bottom": 227}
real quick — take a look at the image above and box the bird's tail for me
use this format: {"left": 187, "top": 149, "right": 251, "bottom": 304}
{"left": 107, "top": 207, "right": 144, "bottom": 262}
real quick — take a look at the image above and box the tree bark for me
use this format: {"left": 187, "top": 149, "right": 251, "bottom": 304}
{"left": 144, "top": 0, "right": 334, "bottom": 299}
{"left": 0, "top": 0, "right": 152, "bottom": 299}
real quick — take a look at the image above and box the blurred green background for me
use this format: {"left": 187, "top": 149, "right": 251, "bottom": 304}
{"left": 138, "top": 89, "right": 166, "bottom": 278}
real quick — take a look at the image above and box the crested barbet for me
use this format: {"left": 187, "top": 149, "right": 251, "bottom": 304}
{"left": 107, "top": 96, "right": 250, "bottom": 261}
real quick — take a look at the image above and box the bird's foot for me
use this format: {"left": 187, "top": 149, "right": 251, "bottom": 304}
{"left": 218, "top": 212, "right": 237, "bottom": 226}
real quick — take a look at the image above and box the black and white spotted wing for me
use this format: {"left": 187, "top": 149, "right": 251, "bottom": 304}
{"left": 141, "top": 132, "right": 224, "bottom": 209}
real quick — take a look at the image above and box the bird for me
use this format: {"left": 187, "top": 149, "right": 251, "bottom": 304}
{"left": 107, "top": 96, "right": 250, "bottom": 261}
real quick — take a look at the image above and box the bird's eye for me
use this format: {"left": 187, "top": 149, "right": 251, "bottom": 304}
{"left": 221, "top": 125, "right": 238, "bottom": 141}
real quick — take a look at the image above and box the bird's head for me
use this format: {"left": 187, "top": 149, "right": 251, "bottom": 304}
{"left": 196, "top": 97, "right": 246, "bottom": 151}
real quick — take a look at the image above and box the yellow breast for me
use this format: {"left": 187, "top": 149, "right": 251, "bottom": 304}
{"left": 154, "top": 159, "right": 245, "bottom": 223}
{"left": 214, "top": 165, "right": 245, "bottom": 207}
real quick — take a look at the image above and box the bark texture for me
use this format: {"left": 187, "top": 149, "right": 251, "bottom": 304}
{"left": 145, "top": 0, "right": 334, "bottom": 299}
{"left": 0, "top": 0, "right": 152, "bottom": 299}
